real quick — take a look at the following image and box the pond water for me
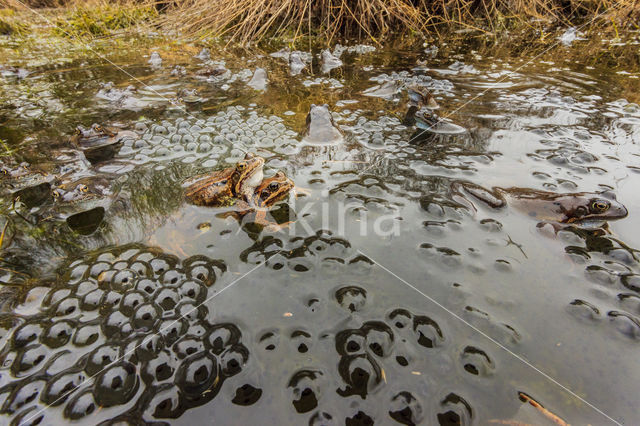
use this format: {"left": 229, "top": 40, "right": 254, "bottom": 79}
{"left": 0, "top": 35, "right": 639, "bottom": 425}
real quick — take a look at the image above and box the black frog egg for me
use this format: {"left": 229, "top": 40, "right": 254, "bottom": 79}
{"left": 160, "top": 269, "right": 182, "bottom": 287}
{"left": 389, "top": 391, "right": 423, "bottom": 426}
{"left": 219, "top": 345, "right": 248, "bottom": 378}
{"left": 413, "top": 315, "right": 444, "bottom": 349}
{"left": 173, "top": 337, "right": 205, "bottom": 359}
{"left": 94, "top": 362, "right": 139, "bottom": 407}
{"left": 151, "top": 257, "right": 177, "bottom": 277}
{"left": 12, "top": 322, "right": 45, "bottom": 349}
{"left": 335, "top": 286, "right": 368, "bottom": 313}
{"left": 158, "top": 318, "right": 188, "bottom": 346}
{"left": 178, "top": 280, "right": 206, "bottom": 304}
{"left": 80, "top": 288, "right": 104, "bottom": 311}
{"left": 291, "top": 330, "right": 312, "bottom": 354}
{"left": 309, "top": 411, "right": 336, "bottom": 426}
{"left": 100, "top": 291, "right": 124, "bottom": 315}
{"left": 142, "top": 384, "right": 184, "bottom": 420}
{"left": 288, "top": 369, "right": 323, "bottom": 414}
{"left": 110, "top": 269, "right": 138, "bottom": 291}
{"left": 175, "top": 301, "right": 207, "bottom": 323}
{"left": 88, "top": 262, "right": 112, "bottom": 279}
{"left": 42, "top": 320, "right": 74, "bottom": 348}
{"left": 13, "top": 344, "right": 49, "bottom": 375}
{"left": 119, "top": 291, "right": 147, "bottom": 317}
{"left": 4, "top": 379, "right": 46, "bottom": 413}
{"left": 64, "top": 389, "right": 96, "bottom": 420}
{"left": 364, "top": 325, "right": 393, "bottom": 358}
{"left": 67, "top": 262, "right": 89, "bottom": 283}
{"left": 84, "top": 344, "right": 120, "bottom": 376}
{"left": 129, "top": 260, "right": 152, "bottom": 277}
{"left": 136, "top": 278, "right": 160, "bottom": 297}
{"left": 176, "top": 352, "right": 219, "bottom": 396}
{"left": 72, "top": 324, "right": 101, "bottom": 347}
{"left": 41, "top": 371, "right": 86, "bottom": 405}
{"left": 75, "top": 280, "right": 98, "bottom": 296}
{"left": 102, "top": 310, "right": 132, "bottom": 338}
{"left": 53, "top": 297, "right": 80, "bottom": 318}
{"left": 155, "top": 288, "right": 181, "bottom": 311}
{"left": 132, "top": 303, "right": 161, "bottom": 330}
{"left": 206, "top": 324, "right": 241, "bottom": 355}
{"left": 141, "top": 350, "right": 176, "bottom": 385}
{"left": 337, "top": 354, "right": 382, "bottom": 399}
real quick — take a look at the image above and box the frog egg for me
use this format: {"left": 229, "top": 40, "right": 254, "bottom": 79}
{"left": 155, "top": 288, "right": 180, "bottom": 311}
{"left": 152, "top": 125, "right": 169, "bottom": 135}
{"left": 198, "top": 143, "right": 213, "bottom": 153}
{"left": 173, "top": 337, "right": 205, "bottom": 359}
{"left": 102, "top": 310, "right": 131, "bottom": 337}
{"left": 201, "top": 126, "right": 215, "bottom": 133}
{"left": 14, "top": 344, "right": 49, "bottom": 374}
{"left": 41, "top": 371, "right": 86, "bottom": 405}
{"left": 119, "top": 146, "right": 134, "bottom": 156}
{"left": 213, "top": 135, "right": 225, "bottom": 144}
{"left": 154, "top": 147, "right": 171, "bottom": 158}
{"left": 53, "top": 298, "right": 79, "bottom": 318}
{"left": 185, "top": 142, "right": 198, "bottom": 152}
{"left": 42, "top": 320, "right": 74, "bottom": 348}
{"left": 177, "top": 127, "right": 189, "bottom": 136}
{"left": 142, "top": 384, "right": 183, "bottom": 419}
{"left": 177, "top": 120, "right": 190, "bottom": 129}
{"left": 134, "top": 122, "right": 148, "bottom": 133}
{"left": 182, "top": 134, "right": 195, "bottom": 144}
{"left": 141, "top": 351, "right": 176, "bottom": 386}
{"left": 219, "top": 346, "right": 248, "bottom": 378}
{"left": 170, "top": 134, "right": 182, "bottom": 143}
{"left": 132, "top": 303, "right": 161, "bottom": 330}
{"left": 72, "top": 324, "right": 100, "bottom": 346}
{"left": 255, "top": 129, "right": 266, "bottom": 138}
{"left": 198, "top": 134, "right": 212, "bottom": 143}
{"left": 80, "top": 288, "right": 104, "bottom": 311}
{"left": 64, "top": 389, "right": 97, "bottom": 420}
{"left": 176, "top": 352, "right": 219, "bottom": 396}
{"left": 239, "top": 136, "right": 252, "bottom": 145}
{"left": 233, "top": 128, "right": 244, "bottom": 137}
{"left": 119, "top": 291, "right": 147, "bottom": 316}
{"left": 172, "top": 145, "right": 184, "bottom": 153}
{"left": 94, "top": 363, "right": 139, "bottom": 407}
{"left": 76, "top": 280, "right": 98, "bottom": 296}
{"left": 136, "top": 278, "right": 160, "bottom": 296}
{"left": 189, "top": 125, "right": 202, "bottom": 133}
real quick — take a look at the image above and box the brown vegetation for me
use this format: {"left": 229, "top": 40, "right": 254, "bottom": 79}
{"left": 1, "top": 0, "right": 638, "bottom": 44}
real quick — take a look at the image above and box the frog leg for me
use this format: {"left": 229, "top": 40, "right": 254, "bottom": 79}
{"left": 253, "top": 210, "right": 294, "bottom": 232}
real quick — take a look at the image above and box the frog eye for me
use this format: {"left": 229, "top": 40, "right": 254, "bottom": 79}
{"left": 261, "top": 190, "right": 270, "bottom": 199}
{"left": 52, "top": 190, "right": 60, "bottom": 199}
{"left": 237, "top": 163, "right": 246, "bottom": 171}
{"left": 79, "top": 184, "right": 89, "bottom": 192}
{"left": 591, "top": 200, "right": 609, "bottom": 212}
{"left": 268, "top": 182, "right": 280, "bottom": 191}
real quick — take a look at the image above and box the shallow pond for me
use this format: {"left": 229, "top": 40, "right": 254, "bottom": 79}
{"left": 0, "top": 35, "right": 639, "bottom": 425}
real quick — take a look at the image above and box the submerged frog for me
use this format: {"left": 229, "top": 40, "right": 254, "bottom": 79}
{"left": 1, "top": 162, "right": 50, "bottom": 190}
{"left": 184, "top": 153, "right": 265, "bottom": 207}
{"left": 302, "top": 104, "right": 344, "bottom": 145}
{"left": 452, "top": 181, "right": 628, "bottom": 225}
{"left": 50, "top": 177, "right": 115, "bottom": 234}
{"left": 71, "top": 124, "right": 138, "bottom": 164}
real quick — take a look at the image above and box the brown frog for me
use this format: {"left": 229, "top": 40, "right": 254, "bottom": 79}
{"left": 184, "top": 153, "right": 265, "bottom": 207}
{"left": 223, "top": 171, "right": 295, "bottom": 231}
{"left": 452, "top": 181, "right": 628, "bottom": 225}
{"left": 71, "top": 124, "right": 137, "bottom": 164}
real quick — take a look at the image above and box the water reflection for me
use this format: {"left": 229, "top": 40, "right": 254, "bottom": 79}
{"left": 0, "top": 37, "right": 639, "bottom": 424}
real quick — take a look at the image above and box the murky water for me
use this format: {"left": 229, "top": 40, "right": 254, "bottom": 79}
{"left": 0, "top": 35, "right": 639, "bottom": 425}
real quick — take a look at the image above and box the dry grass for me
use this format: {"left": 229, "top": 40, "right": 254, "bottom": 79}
{"left": 1, "top": 0, "right": 639, "bottom": 44}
